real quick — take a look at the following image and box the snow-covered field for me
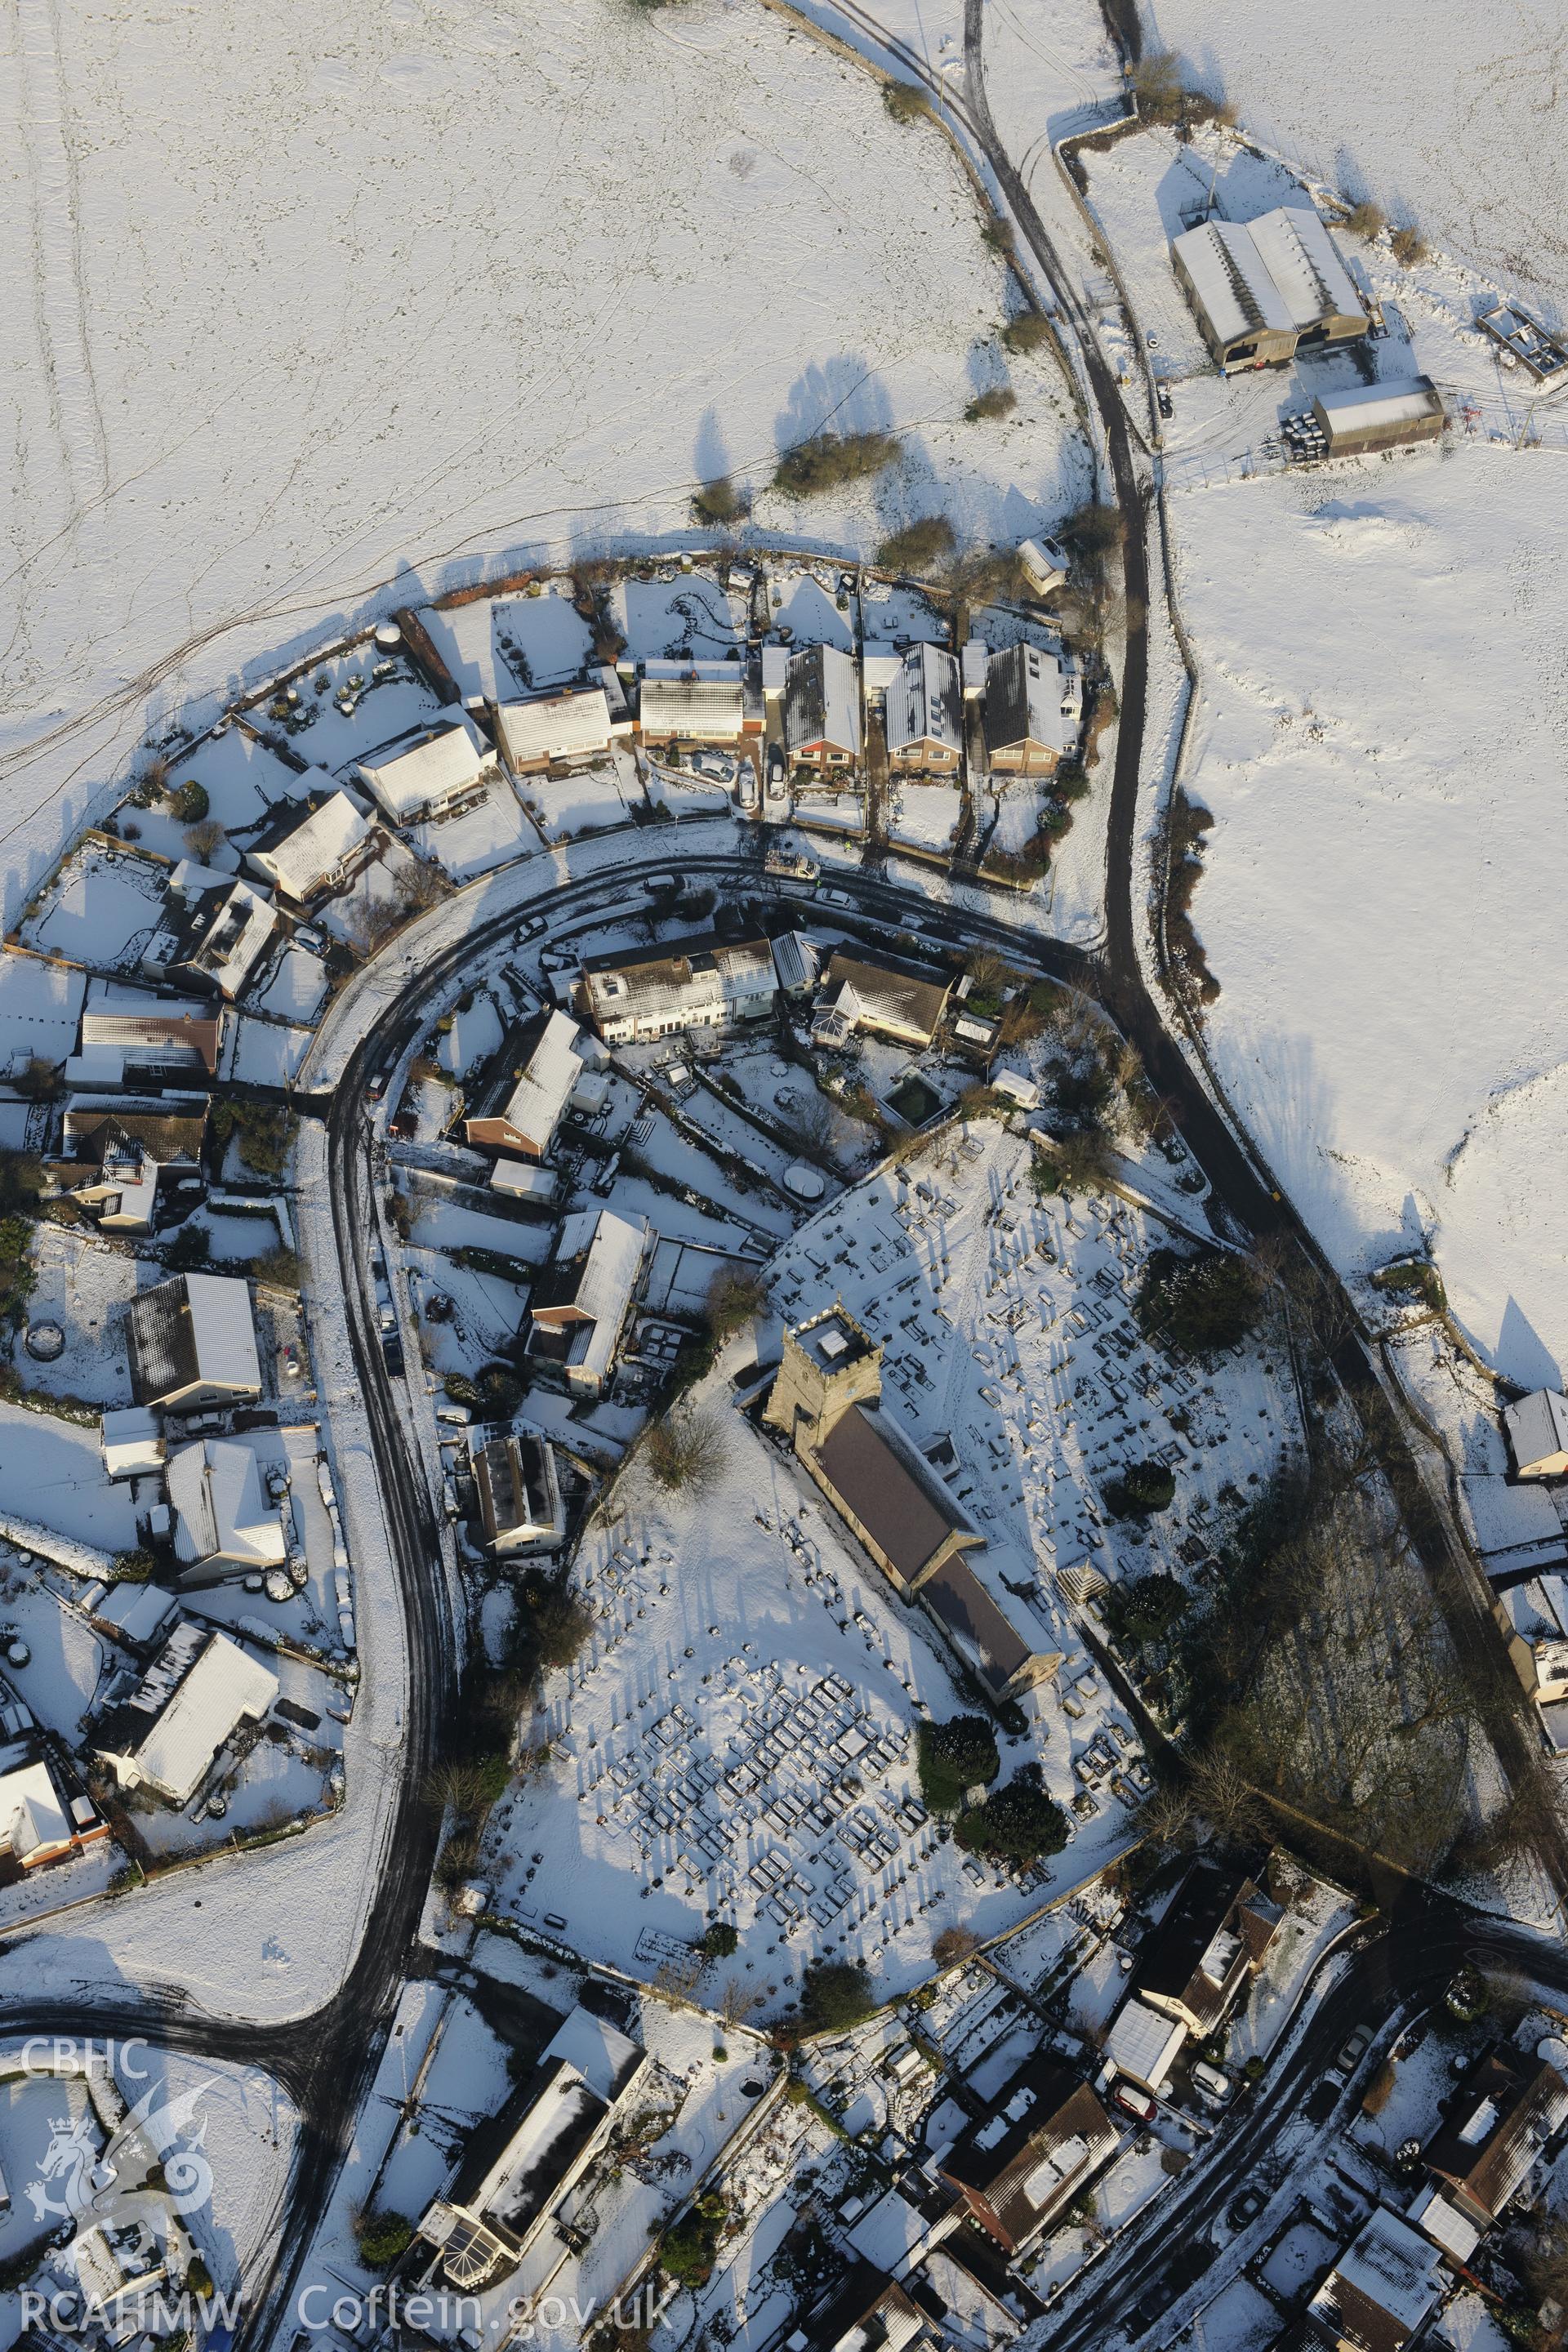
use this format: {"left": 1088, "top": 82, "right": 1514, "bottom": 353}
{"left": 1170, "top": 443, "right": 1568, "bottom": 1387}
{"left": 0, "top": 0, "right": 1086, "bottom": 920}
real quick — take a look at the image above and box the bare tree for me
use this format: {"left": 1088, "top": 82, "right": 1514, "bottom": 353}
{"left": 644, "top": 1402, "right": 730, "bottom": 1499}
{"left": 718, "top": 1976, "right": 767, "bottom": 2029}
{"left": 184, "top": 817, "right": 226, "bottom": 860}
{"left": 931, "top": 1925, "right": 981, "bottom": 1968}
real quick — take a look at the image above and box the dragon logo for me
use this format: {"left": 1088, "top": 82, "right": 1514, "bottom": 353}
{"left": 26, "top": 2077, "right": 215, "bottom": 2233}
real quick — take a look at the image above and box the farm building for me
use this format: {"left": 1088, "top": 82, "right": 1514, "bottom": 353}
{"left": 1310, "top": 376, "right": 1443, "bottom": 456}
{"left": 884, "top": 643, "right": 962, "bottom": 775}
{"left": 1171, "top": 205, "right": 1366, "bottom": 373}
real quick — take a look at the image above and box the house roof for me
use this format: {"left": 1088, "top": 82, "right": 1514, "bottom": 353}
{"left": 1307, "top": 2207, "right": 1443, "bottom": 2352}
{"left": 581, "top": 931, "right": 775, "bottom": 1030}
{"left": 800, "top": 2261, "right": 924, "bottom": 2352}
{"left": 468, "top": 1009, "right": 582, "bottom": 1156}
{"left": 1103, "top": 1998, "right": 1187, "bottom": 2090}
{"left": 885, "top": 641, "right": 961, "bottom": 756}
{"left": 158, "top": 867, "right": 277, "bottom": 997}
{"left": 80, "top": 981, "right": 220, "bottom": 1074}
{"left": 983, "top": 641, "right": 1067, "bottom": 760}
{"left": 1132, "top": 1853, "right": 1276, "bottom": 2029}
{"left": 474, "top": 1432, "right": 559, "bottom": 1544}
{"left": 248, "top": 790, "right": 373, "bottom": 900}
{"left": 63, "top": 1098, "right": 207, "bottom": 1166}
{"left": 818, "top": 951, "right": 951, "bottom": 1044}
{"left": 358, "top": 712, "right": 488, "bottom": 818}
{"left": 639, "top": 675, "right": 745, "bottom": 737}
{"left": 1423, "top": 2044, "right": 1568, "bottom": 2220}
{"left": 942, "top": 2054, "right": 1116, "bottom": 2247}
{"left": 1505, "top": 1389, "right": 1568, "bottom": 1473}
{"left": 497, "top": 688, "right": 612, "bottom": 768}
{"left": 125, "top": 1272, "right": 260, "bottom": 1405}
{"left": 126, "top": 1629, "right": 279, "bottom": 1804}
{"left": 784, "top": 643, "right": 862, "bottom": 757}
{"left": 0, "top": 1756, "right": 72, "bottom": 1861}
{"left": 1312, "top": 378, "right": 1441, "bottom": 434}
{"left": 813, "top": 1403, "right": 977, "bottom": 1582}
{"left": 167, "top": 1438, "right": 285, "bottom": 1570}
{"left": 528, "top": 1209, "right": 647, "bottom": 1388}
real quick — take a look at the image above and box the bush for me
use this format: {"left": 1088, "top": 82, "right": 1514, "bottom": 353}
{"left": 981, "top": 215, "right": 1014, "bottom": 254}
{"left": 799, "top": 1959, "right": 875, "bottom": 2033}
{"left": 1134, "top": 1245, "right": 1263, "bottom": 1354}
{"left": 875, "top": 514, "right": 956, "bottom": 573}
{"left": 443, "top": 1371, "right": 478, "bottom": 1405}
{"left": 1389, "top": 225, "right": 1427, "bottom": 266}
{"left": 1062, "top": 500, "right": 1123, "bottom": 559}
{"left": 254, "top": 1244, "right": 301, "bottom": 1290}
{"left": 697, "top": 1921, "right": 739, "bottom": 1962}
{"left": 659, "top": 2194, "right": 727, "bottom": 2287}
{"left": 1103, "top": 1459, "right": 1177, "bottom": 1519}
{"left": 706, "top": 1266, "right": 767, "bottom": 1340}
{"left": 1370, "top": 1259, "right": 1445, "bottom": 1312}
{"left": 112, "top": 1549, "right": 154, "bottom": 1584}
{"left": 171, "top": 779, "right": 209, "bottom": 823}
{"left": 164, "top": 1223, "right": 211, "bottom": 1272}
{"left": 964, "top": 384, "right": 1018, "bottom": 423}
{"left": 354, "top": 2210, "right": 414, "bottom": 2270}
{"left": 882, "top": 81, "right": 930, "bottom": 124}
{"left": 1102, "top": 1570, "right": 1188, "bottom": 1648}
{"left": 692, "top": 474, "right": 748, "bottom": 528}
{"left": 1130, "top": 47, "right": 1185, "bottom": 125}
{"left": 917, "top": 1715, "right": 1000, "bottom": 1811}
{"left": 1001, "top": 310, "right": 1052, "bottom": 354}
{"left": 1344, "top": 200, "right": 1386, "bottom": 240}
{"left": 14, "top": 1055, "right": 63, "bottom": 1104}
{"left": 772, "top": 430, "right": 902, "bottom": 498}
{"left": 514, "top": 1570, "right": 594, "bottom": 1673}
{"left": 952, "top": 1766, "right": 1068, "bottom": 1865}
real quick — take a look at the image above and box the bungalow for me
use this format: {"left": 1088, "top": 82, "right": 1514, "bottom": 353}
{"left": 92, "top": 1621, "right": 278, "bottom": 1806}
{"left": 1306, "top": 2207, "right": 1444, "bottom": 2352}
{"left": 784, "top": 644, "right": 862, "bottom": 773}
{"left": 637, "top": 666, "right": 747, "bottom": 746}
{"left": 1504, "top": 1389, "right": 1568, "bottom": 1481}
{"left": 938, "top": 2054, "right": 1117, "bottom": 2256}
{"left": 166, "top": 1438, "right": 287, "bottom": 1588}
{"left": 524, "top": 1208, "right": 649, "bottom": 1396}
{"left": 0, "top": 1751, "right": 106, "bottom": 1870}
{"left": 470, "top": 1429, "right": 565, "bottom": 1557}
{"left": 580, "top": 930, "right": 777, "bottom": 1045}
{"left": 124, "top": 1272, "right": 262, "bottom": 1414}
{"left": 141, "top": 862, "right": 277, "bottom": 1001}
{"left": 1129, "top": 1853, "right": 1283, "bottom": 2038}
{"left": 69, "top": 981, "right": 222, "bottom": 1089}
{"left": 811, "top": 951, "right": 951, "bottom": 1050}
{"left": 245, "top": 788, "right": 377, "bottom": 909}
{"left": 496, "top": 687, "right": 614, "bottom": 776}
{"left": 884, "top": 642, "right": 963, "bottom": 776}
{"left": 357, "top": 712, "right": 494, "bottom": 825}
{"left": 1172, "top": 204, "right": 1367, "bottom": 374}
{"left": 463, "top": 1010, "right": 584, "bottom": 1160}
{"left": 982, "top": 643, "right": 1069, "bottom": 777}
{"left": 1422, "top": 2043, "right": 1568, "bottom": 2227}
{"left": 419, "top": 2008, "right": 649, "bottom": 2294}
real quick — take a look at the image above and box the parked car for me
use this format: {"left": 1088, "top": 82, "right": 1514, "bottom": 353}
{"left": 514, "top": 913, "right": 546, "bottom": 942}
{"left": 1192, "top": 2061, "right": 1232, "bottom": 2108}
{"left": 1112, "top": 2080, "right": 1157, "bottom": 2123}
{"left": 1157, "top": 387, "right": 1174, "bottom": 420}
{"left": 1336, "top": 2024, "right": 1373, "bottom": 2074}
{"left": 819, "top": 886, "right": 853, "bottom": 908}
{"left": 1227, "top": 2185, "right": 1266, "bottom": 2230}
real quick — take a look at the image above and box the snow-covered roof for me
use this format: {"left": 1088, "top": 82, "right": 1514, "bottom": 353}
{"left": 79, "top": 980, "right": 220, "bottom": 1073}
{"left": 1174, "top": 206, "right": 1364, "bottom": 349}
{"left": 639, "top": 675, "right": 745, "bottom": 738}
{"left": 1312, "top": 379, "right": 1442, "bottom": 434}
{"left": 541, "top": 2006, "right": 644, "bottom": 2102}
{"left": 358, "top": 712, "right": 489, "bottom": 820}
{"left": 127, "top": 1630, "right": 278, "bottom": 1804}
{"left": 760, "top": 644, "right": 791, "bottom": 695}
{"left": 100, "top": 1405, "right": 166, "bottom": 1480}
{"left": 496, "top": 1012, "right": 583, "bottom": 1156}
{"left": 1103, "top": 1998, "right": 1186, "bottom": 2089}
{"left": 167, "top": 1438, "right": 285, "bottom": 1570}
{"left": 94, "top": 1581, "right": 177, "bottom": 1648}
{"left": 489, "top": 1160, "right": 557, "bottom": 1200}
{"left": 1309, "top": 2207, "right": 1442, "bottom": 2346}
{"left": 0, "top": 1757, "right": 73, "bottom": 1863}
{"left": 248, "top": 791, "right": 372, "bottom": 902}
{"left": 1505, "top": 1389, "right": 1568, "bottom": 1477}
{"left": 496, "top": 688, "right": 612, "bottom": 769}
{"left": 1459, "top": 1472, "right": 1565, "bottom": 1566}
{"left": 529, "top": 1209, "right": 648, "bottom": 1389}
{"left": 984, "top": 642, "right": 1067, "bottom": 760}
{"left": 784, "top": 643, "right": 862, "bottom": 757}
{"left": 1406, "top": 2182, "right": 1481, "bottom": 2264}
{"left": 185, "top": 1273, "right": 263, "bottom": 1396}
{"left": 884, "top": 641, "right": 961, "bottom": 757}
